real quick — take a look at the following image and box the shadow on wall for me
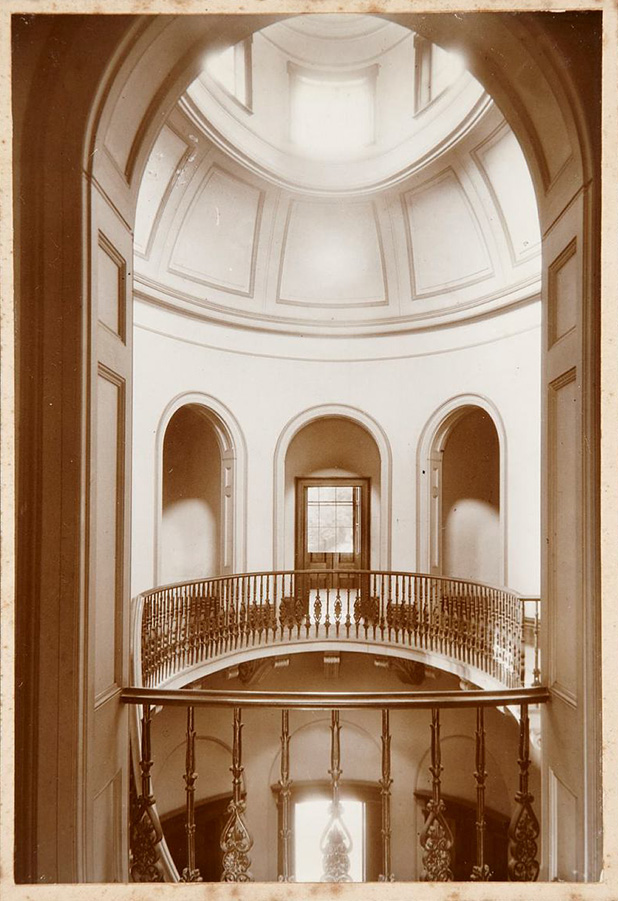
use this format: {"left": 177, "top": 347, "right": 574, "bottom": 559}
{"left": 162, "top": 405, "right": 222, "bottom": 583}
{"left": 442, "top": 408, "right": 500, "bottom": 584}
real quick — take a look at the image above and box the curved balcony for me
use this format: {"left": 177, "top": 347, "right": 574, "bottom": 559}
{"left": 134, "top": 570, "right": 530, "bottom": 691}
{"left": 126, "top": 570, "right": 544, "bottom": 884}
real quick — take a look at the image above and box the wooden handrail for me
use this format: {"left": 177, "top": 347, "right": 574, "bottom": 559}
{"left": 121, "top": 685, "right": 549, "bottom": 710}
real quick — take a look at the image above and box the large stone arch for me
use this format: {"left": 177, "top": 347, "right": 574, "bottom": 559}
{"left": 13, "top": 11, "right": 600, "bottom": 884}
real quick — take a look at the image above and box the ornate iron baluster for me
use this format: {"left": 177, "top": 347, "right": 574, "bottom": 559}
{"left": 334, "top": 583, "right": 342, "bottom": 637}
{"left": 533, "top": 600, "right": 541, "bottom": 686}
{"left": 321, "top": 710, "right": 352, "bottom": 882}
{"left": 179, "top": 706, "right": 202, "bottom": 881}
{"left": 378, "top": 709, "right": 395, "bottom": 882}
{"left": 508, "top": 703, "right": 540, "bottom": 881}
{"left": 221, "top": 707, "right": 253, "bottom": 882}
{"left": 470, "top": 706, "right": 491, "bottom": 881}
{"left": 420, "top": 708, "right": 453, "bottom": 881}
{"left": 278, "top": 710, "right": 293, "bottom": 882}
{"left": 129, "top": 702, "right": 165, "bottom": 882}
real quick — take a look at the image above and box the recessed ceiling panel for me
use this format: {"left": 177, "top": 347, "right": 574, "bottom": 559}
{"left": 474, "top": 127, "right": 541, "bottom": 264}
{"left": 278, "top": 200, "right": 386, "bottom": 307}
{"left": 134, "top": 125, "right": 188, "bottom": 255}
{"left": 404, "top": 170, "right": 493, "bottom": 296}
{"left": 170, "top": 166, "right": 263, "bottom": 295}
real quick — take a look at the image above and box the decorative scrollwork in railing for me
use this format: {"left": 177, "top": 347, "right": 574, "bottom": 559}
{"left": 221, "top": 708, "right": 253, "bottom": 882}
{"left": 123, "top": 686, "right": 548, "bottom": 884}
{"left": 129, "top": 703, "right": 165, "bottom": 882}
{"left": 129, "top": 772, "right": 165, "bottom": 883}
{"left": 136, "top": 570, "right": 527, "bottom": 690}
{"left": 420, "top": 709, "right": 454, "bottom": 882}
{"left": 508, "top": 704, "right": 540, "bottom": 881}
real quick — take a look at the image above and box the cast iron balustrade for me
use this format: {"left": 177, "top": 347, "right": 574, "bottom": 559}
{"left": 135, "top": 570, "right": 532, "bottom": 690}
{"left": 121, "top": 684, "right": 549, "bottom": 883}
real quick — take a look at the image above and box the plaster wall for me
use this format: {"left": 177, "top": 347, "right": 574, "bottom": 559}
{"left": 131, "top": 298, "right": 541, "bottom": 597}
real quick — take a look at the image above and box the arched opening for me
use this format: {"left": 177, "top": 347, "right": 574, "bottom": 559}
{"left": 146, "top": 392, "right": 247, "bottom": 590}
{"left": 441, "top": 408, "right": 500, "bottom": 585}
{"left": 417, "top": 396, "right": 507, "bottom": 585}
{"left": 284, "top": 417, "right": 381, "bottom": 572}
{"left": 160, "top": 405, "right": 222, "bottom": 584}
{"left": 274, "top": 406, "right": 391, "bottom": 571}
{"left": 12, "top": 10, "right": 602, "bottom": 885}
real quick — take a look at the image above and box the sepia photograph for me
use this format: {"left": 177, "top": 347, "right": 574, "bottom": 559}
{"left": 4, "top": 3, "right": 617, "bottom": 898}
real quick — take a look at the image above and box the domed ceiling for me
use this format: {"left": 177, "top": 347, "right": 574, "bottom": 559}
{"left": 134, "top": 14, "right": 541, "bottom": 336}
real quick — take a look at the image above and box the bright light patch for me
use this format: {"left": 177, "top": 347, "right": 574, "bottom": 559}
{"left": 294, "top": 798, "right": 365, "bottom": 882}
{"left": 290, "top": 71, "right": 374, "bottom": 159}
{"left": 431, "top": 45, "right": 466, "bottom": 97}
{"left": 204, "top": 42, "right": 250, "bottom": 108}
{"left": 206, "top": 46, "right": 236, "bottom": 96}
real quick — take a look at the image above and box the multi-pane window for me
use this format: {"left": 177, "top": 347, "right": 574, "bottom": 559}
{"left": 306, "top": 485, "right": 357, "bottom": 555}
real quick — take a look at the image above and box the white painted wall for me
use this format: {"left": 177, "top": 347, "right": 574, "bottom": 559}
{"left": 131, "top": 298, "right": 541, "bottom": 597}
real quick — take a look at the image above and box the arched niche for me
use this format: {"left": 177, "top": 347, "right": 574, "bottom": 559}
{"left": 13, "top": 11, "right": 601, "bottom": 883}
{"left": 155, "top": 393, "right": 247, "bottom": 582}
{"left": 441, "top": 409, "right": 501, "bottom": 585}
{"left": 417, "top": 396, "right": 507, "bottom": 586}
{"left": 273, "top": 405, "right": 392, "bottom": 571}
{"left": 160, "top": 406, "right": 222, "bottom": 583}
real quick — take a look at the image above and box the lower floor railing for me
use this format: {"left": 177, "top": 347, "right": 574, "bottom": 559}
{"left": 121, "top": 684, "right": 549, "bottom": 883}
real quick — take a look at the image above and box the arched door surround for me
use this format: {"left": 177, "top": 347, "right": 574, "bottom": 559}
{"left": 273, "top": 405, "right": 392, "bottom": 571}
{"left": 155, "top": 393, "right": 247, "bottom": 584}
{"left": 417, "top": 395, "right": 507, "bottom": 586}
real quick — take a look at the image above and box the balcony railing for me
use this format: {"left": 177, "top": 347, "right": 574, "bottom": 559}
{"left": 136, "top": 570, "right": 528, "bottom": 690}
{"left": 121, "top": 684, "right": 549, "bottom": 883}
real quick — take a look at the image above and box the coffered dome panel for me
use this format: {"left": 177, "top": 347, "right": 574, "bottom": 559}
{"left": 472, "top": 125, "right": 542, "bottom": 265}
{"left": 169, "top": 166, "right": 263, "bottom": 296}
{"left": 403, "top": 169, "right": 493, "bottom": 296}
{"left": 133, "top": 16, "right": 541, "bottom": 337}
{"left": 278, "top": 200, "right": 386, "bottom": 307}
{"left": 134, "top": 124, "right": 189, "bottom": 256}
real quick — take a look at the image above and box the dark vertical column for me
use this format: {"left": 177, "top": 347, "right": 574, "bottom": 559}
{"left": 508, "top": 703, "right": 540, "bottom": 881}
{"left": 470, "top": 706, "right": 491, "bottom": 880}
{"left": 278, "top": 710, "right": 293, "bottom": 882}
{"left": 378, "top": 709, "right": 394, "bottom": 882}
{"left": 220, "top": 707, "right": 253, "bottom": 882}
{"left": 420, "top": 708, "right": 453, "bottom": 881}
{"left": 180, "top": 706, "right": 201, "bottom": 882}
